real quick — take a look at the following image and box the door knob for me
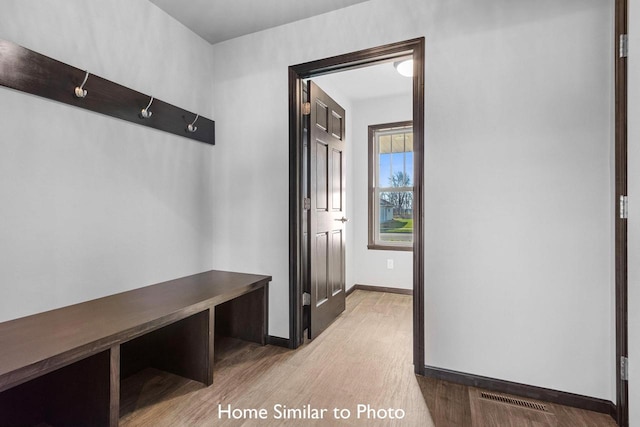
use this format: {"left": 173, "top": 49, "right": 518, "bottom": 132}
{"left": 335, "top": 217, "right": 349, "bottom": 223}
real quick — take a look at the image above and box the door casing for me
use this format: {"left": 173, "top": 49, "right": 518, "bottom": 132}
{"left": 614, "top": 0, "right": 629, "bottom": 425}
{"left": 288, "top": 37, "right": 426, "bottom": 373}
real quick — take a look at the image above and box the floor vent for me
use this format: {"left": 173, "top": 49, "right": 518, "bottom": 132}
{"left": 480, "top": 391, "right": 549, "bottom": 412}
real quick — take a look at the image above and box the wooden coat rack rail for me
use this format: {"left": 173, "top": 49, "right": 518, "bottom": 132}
{"left": 0, "top": 39, "right": 215, "bottom": 145}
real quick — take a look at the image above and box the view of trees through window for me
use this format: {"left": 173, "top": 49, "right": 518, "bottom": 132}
{"left": 369, "top": 122, "right": 413, "bottom": 249}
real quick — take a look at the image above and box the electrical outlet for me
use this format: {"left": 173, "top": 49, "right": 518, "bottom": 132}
{"left": 387, "top": 259, "right": 394, "bottom": 269}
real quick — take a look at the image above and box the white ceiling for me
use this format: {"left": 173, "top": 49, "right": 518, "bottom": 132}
{"left": 312, "top": 60, "right": 413, "bottom": 102}
{"left": 149, "top": 0, "right": 371, "bottom": 45}
{"left": 150, "top": 0, "right": 410, "bottom": 101}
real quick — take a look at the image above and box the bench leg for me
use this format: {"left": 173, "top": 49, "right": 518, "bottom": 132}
{"left": 110, "top": 345, "right": 120, "bottom": 427}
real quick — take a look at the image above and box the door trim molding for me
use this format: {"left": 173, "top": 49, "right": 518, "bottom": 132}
{"left": 614, "top": 0, "right": 629, "bottom": 425}
{"left": 288, "top": 37, "right": 426, "bottom": 374}
{"left": 266, "top": 335, "right": 293, "bottom": 349}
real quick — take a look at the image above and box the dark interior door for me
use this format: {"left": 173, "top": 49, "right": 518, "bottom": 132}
{"left": 308, "top": 80, "right": 346, "bottom": 339}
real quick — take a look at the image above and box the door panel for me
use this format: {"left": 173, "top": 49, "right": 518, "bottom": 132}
{"left": 331, "top": 111, "right": 343, "bottom": 140}
{"left": 330, "top": 230, "right": 343, "bottom": 296}
{"left": 309, "top": 80, "right": 346, "bottom": 339}
{"left": 315, "top": 100, "right": 328, "bottom": 131}
{"left": 331, "top": 149, "right": 343, "bottom": 211}
{"left": 314, "top": 232, "right": 329, "bottom": 305}
{"left": 316, "top": 141, "right": 328, "bottom": 211}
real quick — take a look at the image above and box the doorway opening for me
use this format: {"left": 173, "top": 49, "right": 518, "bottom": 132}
{"left": 288, "top": 38, "right": 425, "bottom": 373}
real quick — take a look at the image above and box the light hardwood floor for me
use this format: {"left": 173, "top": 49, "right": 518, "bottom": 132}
{"left": 120, "top": 290, "right": 617, "bottom": 426}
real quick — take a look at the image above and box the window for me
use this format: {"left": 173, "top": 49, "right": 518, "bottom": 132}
{"left": 368, "top": 121, "right": 413, "bottom": 251}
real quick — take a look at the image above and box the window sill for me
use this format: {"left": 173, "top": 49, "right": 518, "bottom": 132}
{"left": 367, "top": 244, "right": 413, "bottom": 252}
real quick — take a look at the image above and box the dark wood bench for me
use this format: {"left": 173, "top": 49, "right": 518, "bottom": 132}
{"left": 0, "top": 270, "right": 271, "bottom": 427}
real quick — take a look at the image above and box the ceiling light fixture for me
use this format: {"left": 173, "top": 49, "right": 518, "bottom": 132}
{"left": 393, "top": 59, "right": 413, "bottom": 77}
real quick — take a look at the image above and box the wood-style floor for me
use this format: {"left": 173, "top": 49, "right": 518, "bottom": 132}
{"left": 120, "top": 290, "right": 617, "bottom": 426}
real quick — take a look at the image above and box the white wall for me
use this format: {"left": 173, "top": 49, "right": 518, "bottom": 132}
{"left": 0, "top": 0, "right": 214, "bottom": 322}
{"left": 628, "top": 0, "right": 640, "bottom": 423}
{"left": 351, "top": 94, "right": 413, "bottom": 290}
{"left": 210, "top": 0, "right": 614, "bottom": 401}
{"left": 423, "top": 1, "right": 614, "bottom": 401}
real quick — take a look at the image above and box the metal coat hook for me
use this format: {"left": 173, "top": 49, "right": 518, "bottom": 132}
{"left": 74, "top": 71, "right": 89, "bottom": 98}
{"left": 140, "top": 96, "right": 154, "bottom": 119}
{"left": 187, "top": 114, "right": 199, "bottom": 133}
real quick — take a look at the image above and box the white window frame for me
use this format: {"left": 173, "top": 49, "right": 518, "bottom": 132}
{"left": 368, "top": 121, "right": 414, "bottom": 251}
